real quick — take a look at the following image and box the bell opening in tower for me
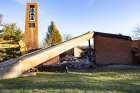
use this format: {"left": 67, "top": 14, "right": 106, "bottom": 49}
{"left": 29, "top": 23, "right": 35, "bottom": 28}
{"left": 29, "top": 5, "right": 35, "bottom": 22}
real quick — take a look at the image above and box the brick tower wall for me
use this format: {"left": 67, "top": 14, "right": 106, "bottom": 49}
{"left": 24, "top": 3, "right": 38, "bottom": 50}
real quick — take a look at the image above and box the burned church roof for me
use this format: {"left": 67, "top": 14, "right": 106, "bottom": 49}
{"left": 94, "top": 32, "right": 132, "bottom": 40}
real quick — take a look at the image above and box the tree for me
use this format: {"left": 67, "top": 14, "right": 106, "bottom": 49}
{"left": 133, "top": 27, "right": 140, "bottom": 40}
{"left": 0, "top": 14, "right": 3, "bottom": 25}
{"left": 3, "top": 23, "right": 23, "bottom": 42}
{"left": 1, "top": 23, "right": 23, "bottom": 60}
{"left": 63, "top": 34, "right": 73, "bottom": 41}
{"left": 43, "top": 39, "right": 47, "bottom": 48}
{"left": 45, "top": 21, "right": 62, "bottom": 47}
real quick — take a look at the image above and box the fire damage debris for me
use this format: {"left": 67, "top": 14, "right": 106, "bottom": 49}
{"left": 37, "top": 55, "right": 95, "bottom": 72}
{"left": 23, "top": 47, "right": 95, "bottom": 73}
{"left": 36, "top": 46, "right": 96, "bottom": 72}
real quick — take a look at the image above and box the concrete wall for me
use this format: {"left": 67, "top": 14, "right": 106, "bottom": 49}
{"left": 95, "top": 32, "right": 132, "bottom": 65}
{"left": 73, "top": 48, "right": 83, "bottom": 57}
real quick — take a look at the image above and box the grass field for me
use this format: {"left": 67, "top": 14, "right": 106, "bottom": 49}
{"left": 0, "top": 68, "right": 140, "bottom": 93}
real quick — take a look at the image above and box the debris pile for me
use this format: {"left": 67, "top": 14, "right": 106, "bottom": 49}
{"left": 42, "top": 55, "right": 95, "bottom": 72}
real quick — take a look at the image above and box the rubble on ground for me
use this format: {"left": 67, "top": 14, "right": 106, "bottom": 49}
{"left": 62, "top": 55, "right": 92, "bottom": 69}
{"left": 41, "top": 55, "right": 95, "bottom": 72}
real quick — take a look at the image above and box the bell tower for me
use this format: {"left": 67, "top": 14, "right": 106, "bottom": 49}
{"left": 24, "top": 1, "right": 38, "bottom": 50}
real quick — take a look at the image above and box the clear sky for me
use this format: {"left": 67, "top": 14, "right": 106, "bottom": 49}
{"left": 0, "top": 0, "right": 140, "bottom": 45}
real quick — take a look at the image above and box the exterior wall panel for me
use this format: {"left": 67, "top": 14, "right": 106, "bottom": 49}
{"left": 95, "top": 33, "right": 132, "bottom": 65}
{"left": 132, "top": 40, "right": 140, "bottom": 64}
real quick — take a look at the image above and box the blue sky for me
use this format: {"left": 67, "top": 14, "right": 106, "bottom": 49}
{"left": 0, "top": 0, "right": 140, "bottom": 45}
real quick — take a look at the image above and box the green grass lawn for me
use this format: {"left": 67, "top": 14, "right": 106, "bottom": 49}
{"left": 0, "top": 68, "right": 140, "bottom": 93}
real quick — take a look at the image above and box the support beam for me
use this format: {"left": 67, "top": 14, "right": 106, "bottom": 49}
{"left": 0, "top": 32, "right": 94, "bottom": 79}
{"left": 88, "top": 39, "right": 92, "bottom": 62}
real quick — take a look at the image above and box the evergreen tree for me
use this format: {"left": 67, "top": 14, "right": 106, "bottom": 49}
{"left": 46, "top": 21, "right": 62, "bottom": 47}
{"left": 1, "top": 23, "right": 23, "bottom": 60}
{"left": 3, "top": 23, "right": 22, "bottom": 42}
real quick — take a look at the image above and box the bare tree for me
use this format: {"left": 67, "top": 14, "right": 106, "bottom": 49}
{"left": 133, "top": 27, "right": 140, "bottom": 40}
{"left": 0, "top": 14, "right": 3, "bottom": 25}
{"left": 43, "top": 38, "right": 48, "bottom": 48}
{"left": 63, "top": 34, "right": 73, "bottom": 41}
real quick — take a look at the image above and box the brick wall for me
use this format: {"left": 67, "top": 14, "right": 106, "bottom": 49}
{"left": 132, "top": 40, "right": 140, "bottom": 64}
{"left": 24, "top": 3, "right": 38, "bottom": 50}
{"left": 42, "top": 56, "right": 60, "bottom": 66}
{"left": 95, "top": 32, "right": 132, "bottom": 65}
{"left": 132, "top": 40, "right": 140, "bottom": 48}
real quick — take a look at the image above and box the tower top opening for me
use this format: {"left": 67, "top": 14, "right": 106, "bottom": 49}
{"left": 28, "top": 0, "right": 37, "bottom": 3}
